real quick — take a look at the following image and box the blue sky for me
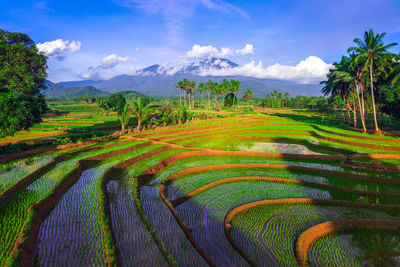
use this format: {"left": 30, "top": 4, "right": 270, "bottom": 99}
{"left": 1, "top": 0, "right": 399, "bottom": 83}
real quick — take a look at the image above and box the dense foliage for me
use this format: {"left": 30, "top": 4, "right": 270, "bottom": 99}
{"left": 0, "top": 29, "right": 47, "bottom": 137}
{"left": 322, "top": 29, "right": 399, "bottom": 133}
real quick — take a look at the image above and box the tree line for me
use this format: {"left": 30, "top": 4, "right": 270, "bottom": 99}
{"left": 321, "top": 29, "right": 399, "bottom": 133}
{"left": 174, "top": 78, "right": 246, "bottom": 109}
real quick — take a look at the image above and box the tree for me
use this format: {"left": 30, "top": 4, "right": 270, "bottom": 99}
{"left": 348, "top": 29, "right": 398, "bottom": 133}
{"left": 205, "top": 80, "right": 216, "bottom": 109}
{"left": 174, "top": 80, "right": 185, "bottom": 107}
{"left": 132, "top": 97, "right": 154, "bottom": 130}
{"left": 108, "top": 93, "right": 126, "bottom": 112}
{"left": 197, "top": 82, "right": 207, "bottom": 108}
{"left": 118, "top": 103, "right": 130, "bottom": 132}
{"left": 243, "top": 88, "right": 253, "bottom": 102}
{"left": 283, "top": 92, "right": 290, "bottom": 108}
{"left": 228, "top": 79, "right": 241, "bottom": 108}
{"left": 185, "top": 80, "right": 197, "bottom": 109}
{"left": 0, "top": 29, "right": 47, "bottom": 137}
{"left": 217, "top": 79, "right": 229, "bottom": 108}
{"left": 99, "top": 93, "right": 126, "bottom": 115}
{"left": 158, "top": 104, "right": 174, "bottom": 126}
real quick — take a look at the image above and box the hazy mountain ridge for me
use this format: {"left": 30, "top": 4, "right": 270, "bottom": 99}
{"left": 52, "top": 57, "right": 322, "bottom": 97}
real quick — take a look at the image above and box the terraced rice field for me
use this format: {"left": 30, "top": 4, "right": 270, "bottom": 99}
{"left": 1, "top": 112, "right": 400, "bottom": 266}
{"left": 0, "top": 104, "right": 120, "bottom": 145}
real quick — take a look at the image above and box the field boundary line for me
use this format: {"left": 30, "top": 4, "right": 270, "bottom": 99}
{"left": 6, "top": 141, "right": 153, "bottom": 267}
{"left": 223, "top": 198, "right": 400, "bottom": 267}
{"left": 295, "top": 218, "right": 400, "bottom": 266}
{"left": 164, "top": 163, "right": 400, "bottom": 186}
{"left": 0, "top": 139, "right": 134, "bottom": 209}
{"left": 171, "top": 176, "right": 400, "bottom": 207}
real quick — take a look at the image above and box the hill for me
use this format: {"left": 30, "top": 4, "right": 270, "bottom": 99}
{"left": 42, "top": 81, "right": 108, "bottom": 98}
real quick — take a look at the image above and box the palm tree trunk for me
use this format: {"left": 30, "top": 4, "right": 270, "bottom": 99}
{"left": 208, "top": 92, "right": 210, "bottom": 110}
{"left": 356, "top": 81, "right": 367, "bottom": 132}
{"left": 137, "top": 119, "right": 141, "bottom": 130}
{"left": 370, "top": 60, "right": 380, "bottom": 133}
{"left": 345, "top": 102, "right": 351, "bottom": 125}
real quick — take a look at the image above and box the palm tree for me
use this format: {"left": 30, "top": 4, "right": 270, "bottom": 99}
{"left": 322, "top": 56, "right": 367, "bottom": 130}
{"left": 205, "top": 80, "right": 215, "bottom": 109}
{"left": 348, "top": 29, "right": 398, "bottom": 133}
{"left": 243, "top": 88, "right": 253, "bottom": 102}
{"left": 118, "top": 103, "right": 130, "bottom": 132}
{"left": 283, "top": 92, "right": 290, "bottom": 108}
{"left": 158, "top": 104, "right": 174, "bottom": 127}
{"left": 132, "top": 97, "right": 154, "bottom": 130}
{"left": 185, "top": 80, "right": 197, "bottom": 109}
{"left": 228, "top": 79, "right": 241, "bottom": 108}
{"left": 174, "top": 80, "right": 186, "bottom": 107}
{"left": 197, "top": 82, "right": 207, "bottom": 108}
{"left": 218, "top": 79, "right": 229, "bottom": 108}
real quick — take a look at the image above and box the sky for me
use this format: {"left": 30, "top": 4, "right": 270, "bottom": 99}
{"left": 1, "top": 0, "right": 400, "bottom": 84}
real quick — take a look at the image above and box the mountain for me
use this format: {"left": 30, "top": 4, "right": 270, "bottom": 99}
{"left": 54, "top": 57, "right": 323, "bottom": 97}
{"left": 42, "top": 81, "right": 108, "bottom": 98}
{"left": 57, "top": 80, "right": 103, "bottom": 88}
{"left": 117, "top": 90, "right": 146, "bottom": 99}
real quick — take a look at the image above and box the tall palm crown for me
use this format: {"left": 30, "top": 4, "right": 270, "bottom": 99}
{"left": 197, "top": 82, "right": 207, "bottom": 94}
{"left": 218, "top": 79, "right": 229, "bottom": 96}
{"left": 347, "top": 29, "right": 398, "bottom": 133}
{"left": 132, "top": 97, "right": 153, "bottom": 130}
{"left": 243, "top": 88, "right": 253, "bottom": 101}
{"left": 228, "top": 79, "right": 241, "bottom": 94}
{"left": 348, "top": 30, "right": 397, "bottom": 68}
{"left": 321, "top": 56, "right": 353, "bottom": 97}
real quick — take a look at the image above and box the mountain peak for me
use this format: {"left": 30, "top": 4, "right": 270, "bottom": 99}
{"left": 133, "top": 57, "right": 239, "bottom": 77}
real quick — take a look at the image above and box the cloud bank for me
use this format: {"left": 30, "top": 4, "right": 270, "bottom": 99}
{"left": 185, "top": 44, "right": 253, "bottom": 58}
{"left": 37, "top": 39, "right": 81, "bottom": 60}
{"left": 235, "top": 44, "right": 254, "bottom": 55}
{"left": 197, "top": 56, "right": 332, "bottom": 84}
{"left": 81, "top": 53, "right": 132, "bottom": 80}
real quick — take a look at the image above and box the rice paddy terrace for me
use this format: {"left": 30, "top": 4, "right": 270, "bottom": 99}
{"left": 1, "top": 112, "right": 400, "bottom": 266}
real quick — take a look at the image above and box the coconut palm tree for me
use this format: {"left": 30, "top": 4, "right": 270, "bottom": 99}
{"left": 243, "top": 88, "right": 253, "bottom": 103}
{"left": 218, "top": 79, "right": 229, "bottom": 108}
{"left": 348, "top": 29, "right": 398, "bottom": 133}
{"left": 118, "top": 103, "right": 130, "bottom": 132}
{"left": 197, "top": 82, "right": 207, "bottom": 108}
{"left": 205, "top": 80, "right": 216, "bottom": 109}
{"left": 185, "top": 80, "right": 197, "bottom": 109}
{"left": 174, "top": 80, "right": 185, "bottom": 107}
{"left": 228, "top": 79, "right": 241, "bottom": 108}
{"left": 132, "top": 97, "right": 154, "bottom": 130}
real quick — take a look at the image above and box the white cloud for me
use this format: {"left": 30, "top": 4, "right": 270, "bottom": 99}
{"left": 81, "top": 53, "right": 133, "bottom": 80}
{"left": 220, "top": 47, "right": 234, "bottom": 57}
{"left": 185, "top": 44, "right": 250, "bottom": 58}
{"left": 197, "top": 56, "right": 332, "bottom": 84}
{"left": 186, "top": 44, "right": 219, "bottom": 58}
{"left": 100, "top": 54, "right": 130, "bottom": 69}
{"left": 36, "top": 39, "right": 81, "bottom": 60}
{"left": 235, "top": 44, "right": 254, "bottom": 55}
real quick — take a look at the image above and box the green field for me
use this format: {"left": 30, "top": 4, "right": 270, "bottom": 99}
{"left": 0, "top": 105, "right": 400, "bottom": 266}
